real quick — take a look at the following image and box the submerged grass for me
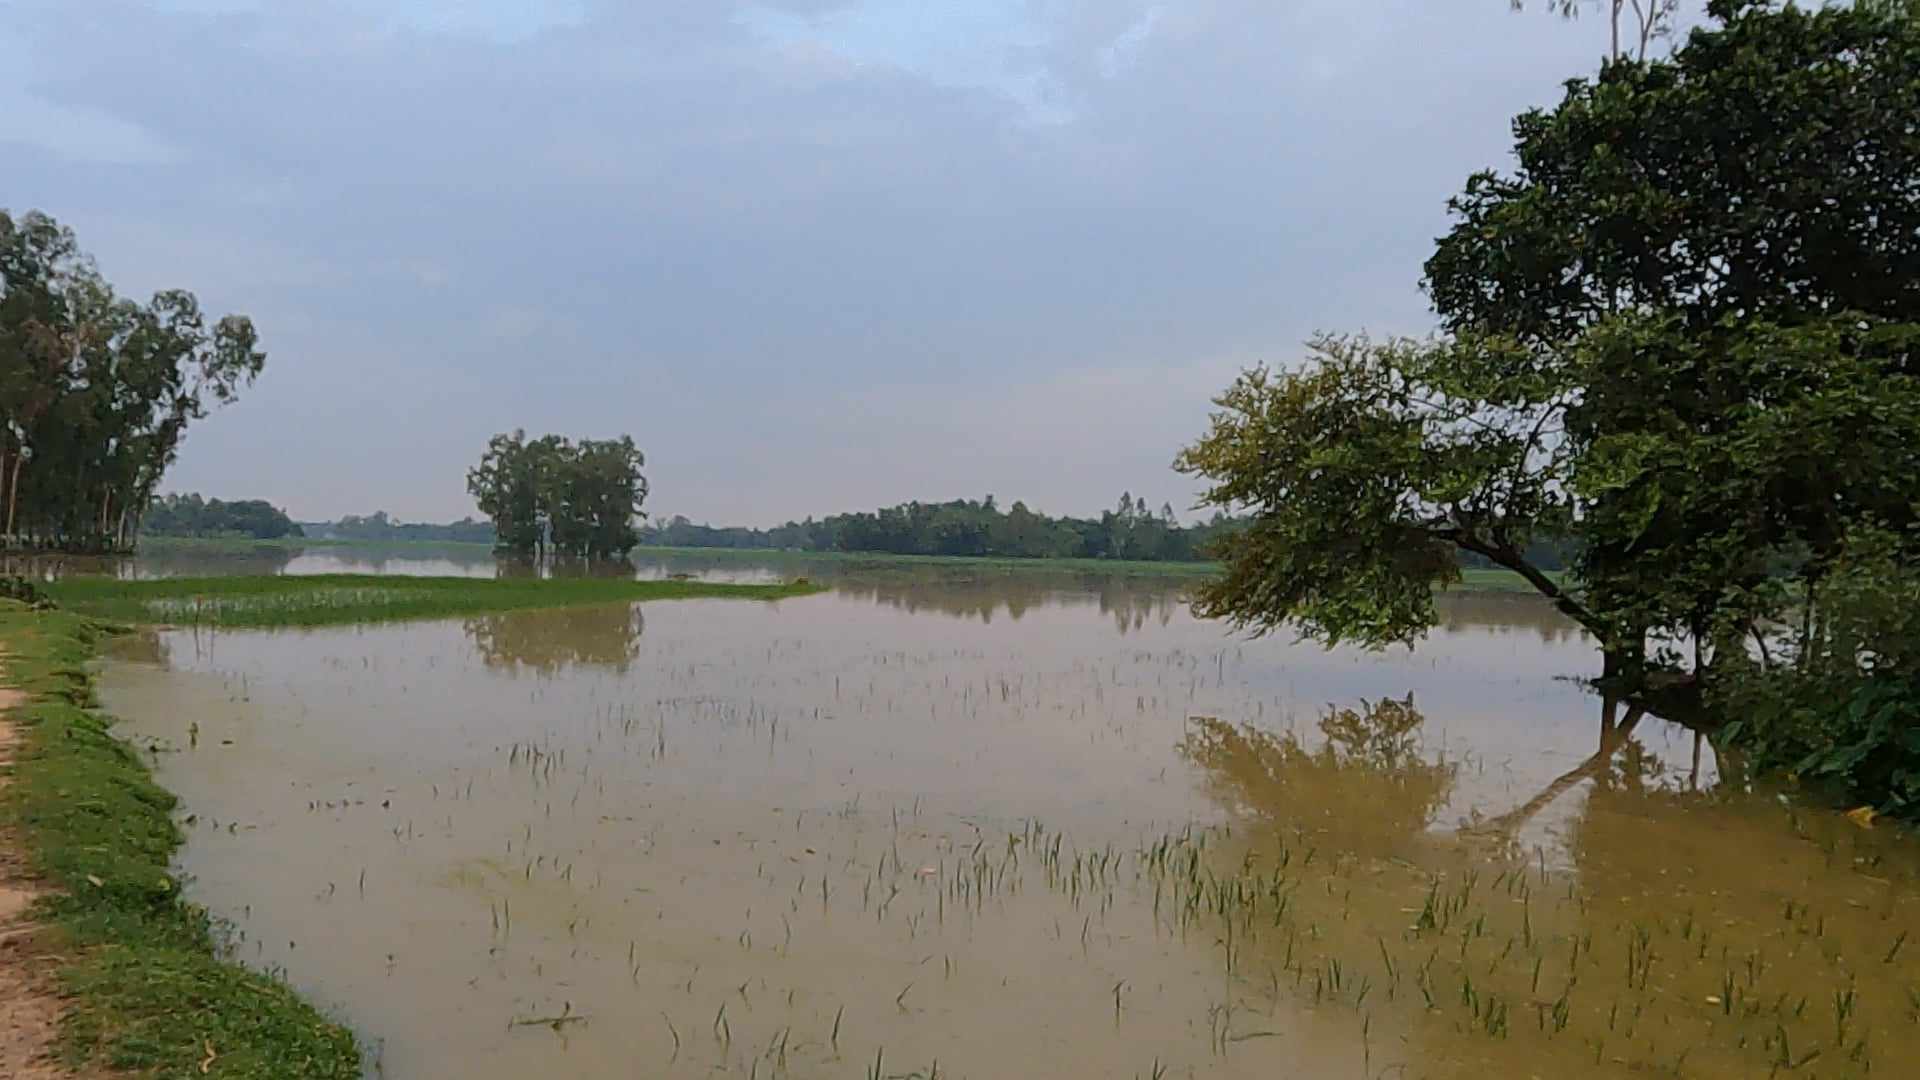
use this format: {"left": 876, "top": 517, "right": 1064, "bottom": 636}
{"left": 0, "top": 601, "right": 360, "bottom": 1077}
{"left": 45, "top": 573, "right": 824, "bottom": 628}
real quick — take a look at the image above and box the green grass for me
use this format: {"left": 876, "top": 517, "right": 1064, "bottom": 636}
{"left": 0, "top": 603, "right": 361, "bottom": 1077}
{"left": 44, "top": 574, "right": 824, "bottom": 628}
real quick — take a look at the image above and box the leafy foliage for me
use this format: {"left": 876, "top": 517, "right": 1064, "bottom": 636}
{"left": 1568, "top": 316, "right": 1920, "bottom": 651}
{"left": 1175, "top": 334, "right": 1589, "bottom": 647}
{"left": 1713, "top": 529, "right": 1920, "bottom": 818}
{"left": 467, "top": 430, "right": 648, "bottom": 559}
{"left": 0, "top": 210, "right": 265, "bottom": 552}
{"left": 1434, "top": 1, "right": 1920, "bottom": 345}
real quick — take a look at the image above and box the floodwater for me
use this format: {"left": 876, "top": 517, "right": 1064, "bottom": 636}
{"left": 94, "top": 555, "right": 1920, "bottom": 1079}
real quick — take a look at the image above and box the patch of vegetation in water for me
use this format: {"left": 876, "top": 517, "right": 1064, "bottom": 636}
{"left": 43, "top": 573, "right": 824, "bottom": 628}
{"left": 0, "top": 602, "right": 361, "bottom": 1077}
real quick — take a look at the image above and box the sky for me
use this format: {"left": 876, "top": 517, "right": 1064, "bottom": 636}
{"left": 2, "top": 0, "right": 1613, "bottom": 526}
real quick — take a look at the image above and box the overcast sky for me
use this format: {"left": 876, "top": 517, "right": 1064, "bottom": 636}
{"left": 3, "top": 1, "right": 1611, "bottom": 526}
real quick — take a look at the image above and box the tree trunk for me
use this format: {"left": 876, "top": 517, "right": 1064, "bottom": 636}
{"left": 5, "top": 451, "right": 23, "bottom": 539}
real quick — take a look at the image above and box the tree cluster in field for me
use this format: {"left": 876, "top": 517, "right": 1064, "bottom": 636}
{"left": 641, "top": 493, "right": 1243, "bottom": 562}
{"left": 466, "top": 431, "right": 649, "bottom": 559}
{"left": 1183, "top": 1, "right": 1920, "bottom": 816}
{"left": 0, "top": 211, "right": 264, "bottom": 553}
{"left": 142, "top": 493, "right": 303, "bottom": 540}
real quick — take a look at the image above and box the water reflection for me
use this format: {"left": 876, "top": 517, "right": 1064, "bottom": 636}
{"left": 1179, "top": 698, "right": 1455, "bottom": 851}
{"left": 92, "top": 574, "right": 1920, "bottom": 1080}
{"left": 831, "top": 575, "right": 1185, "bottom": 633}
{"left": 54, "top": 544, "right": 1597, "bottom": 644}
{"left": 1174, "top": 693, "right": 1920, "bottom": 1078}
{"left": 464, "top": 604, "right": 647, "bottom": 675}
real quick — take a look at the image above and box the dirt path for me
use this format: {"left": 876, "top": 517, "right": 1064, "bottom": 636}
{"left": 0, "top": 663, "right": 74, "bottom": 1080}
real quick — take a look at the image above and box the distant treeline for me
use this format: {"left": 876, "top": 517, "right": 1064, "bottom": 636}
{"left": 301, "top": 511, "right": 495, "bottom": 544}
{"left": 640, "top": 494, "right": 1237, "bottom": 562}
{"left": 143, "top": 494, "right": 302, "bottom": 540}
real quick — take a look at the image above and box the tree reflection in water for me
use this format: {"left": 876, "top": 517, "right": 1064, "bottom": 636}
{"left": 463, "top": 603, "right": 646, "bottom": 675}
{"left": 1168, "top": 690, "right": 1920, "bottom": 1079}
{"left": 1179, "top": 696, "right": 1456, "bottom": 851}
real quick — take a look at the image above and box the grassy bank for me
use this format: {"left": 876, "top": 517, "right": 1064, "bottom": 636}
{"left": 45, "top": 574, "right": 823, "bottom": 629}
{"left": 0, "top": 602, "right": 360, "bottom": 1076}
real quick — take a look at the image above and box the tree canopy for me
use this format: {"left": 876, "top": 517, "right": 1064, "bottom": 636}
{"left": 0, "top": 209, "right": 265, "bottom": 552}
{"left": 1434, "top": 0, "right": 1920, "bottom": 342}
{"left": 1180, "top": 1, "right": 1920, "bottom": 742}
{"left": 467, "top": 431, "right": 648, "bottom": 560}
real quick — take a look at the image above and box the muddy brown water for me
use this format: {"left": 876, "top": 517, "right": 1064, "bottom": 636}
{"left": 94, "top": 555, "right": 1920, "bottom": 1079}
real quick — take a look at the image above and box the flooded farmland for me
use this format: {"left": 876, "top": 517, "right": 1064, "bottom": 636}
{"left": 96, "top": 558, "right": 1920, "bottom": 1079}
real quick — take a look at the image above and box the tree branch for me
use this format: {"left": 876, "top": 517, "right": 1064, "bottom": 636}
{"left": 1447, "top": 529, "right": 1606, "bottom": 641}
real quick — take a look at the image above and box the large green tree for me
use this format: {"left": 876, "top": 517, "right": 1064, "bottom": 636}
{"left": 1179, "top": 1, "right": 1920, "bottom": 734}
{"left": 0, "top": 210, "right": 264, "bottom": 551}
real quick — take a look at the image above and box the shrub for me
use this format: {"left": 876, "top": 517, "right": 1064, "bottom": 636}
{"left": 1714, "top": 528, "right": 1920, "bottom": 819}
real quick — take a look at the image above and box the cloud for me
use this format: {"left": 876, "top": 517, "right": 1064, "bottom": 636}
{"left": 4, "top": 0, "right": 1607, "bottom": 524}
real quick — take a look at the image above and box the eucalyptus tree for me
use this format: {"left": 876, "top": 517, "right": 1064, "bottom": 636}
{"left": 0, "top": 209, "right": 264, "bottom": 552}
